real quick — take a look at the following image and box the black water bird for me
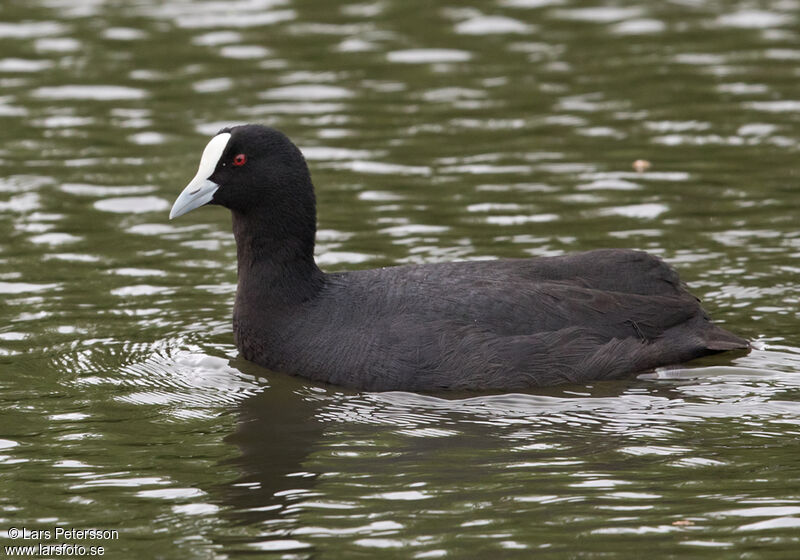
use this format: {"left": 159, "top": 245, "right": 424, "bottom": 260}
{"left": 169, "top": 124, "right": 749, "bottom": 391}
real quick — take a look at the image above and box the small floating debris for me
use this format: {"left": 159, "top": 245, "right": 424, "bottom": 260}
{"left": 632, "top": 159, "right": 651, "bottom": 173}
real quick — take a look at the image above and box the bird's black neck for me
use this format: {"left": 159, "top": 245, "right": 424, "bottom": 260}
{"left": 231, "top": 210, "right": 325, "bottom": 309}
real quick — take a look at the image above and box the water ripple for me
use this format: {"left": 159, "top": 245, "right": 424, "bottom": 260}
{"left": 31, "top": 85, "right": 149, "bottom": 100}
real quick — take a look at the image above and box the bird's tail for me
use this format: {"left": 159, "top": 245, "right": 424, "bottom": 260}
{"left": 703, "top": 324, "right": 750, "bottom": 351}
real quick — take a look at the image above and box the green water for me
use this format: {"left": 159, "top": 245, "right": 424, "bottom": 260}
{"left": 1, "top": 0, "right": 799, "bottom": 557}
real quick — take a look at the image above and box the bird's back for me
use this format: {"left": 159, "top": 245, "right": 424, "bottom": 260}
{"left": 235, "top": 249, "right": 748, "bottom": 391}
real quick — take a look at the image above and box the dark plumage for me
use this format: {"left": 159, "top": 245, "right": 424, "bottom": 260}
{"left": 170, "top": 124, "right": 749, "bottom": 392}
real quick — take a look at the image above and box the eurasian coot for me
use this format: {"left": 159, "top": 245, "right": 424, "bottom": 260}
{"left": 169, "top": 124, "right": 749, "bottom": 391}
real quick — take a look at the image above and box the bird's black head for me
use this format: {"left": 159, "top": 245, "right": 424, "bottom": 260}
{"left": 170, "top": 124, "right": 315, "bottom": 221}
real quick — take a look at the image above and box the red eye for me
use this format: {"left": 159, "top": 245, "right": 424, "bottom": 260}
{"left": 233, "top": 153, "right": 247, "bottom": 166}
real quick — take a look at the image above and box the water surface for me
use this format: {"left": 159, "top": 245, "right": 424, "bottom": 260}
{"left": 1, "top": 0, "right": 799, "bottom": 557}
